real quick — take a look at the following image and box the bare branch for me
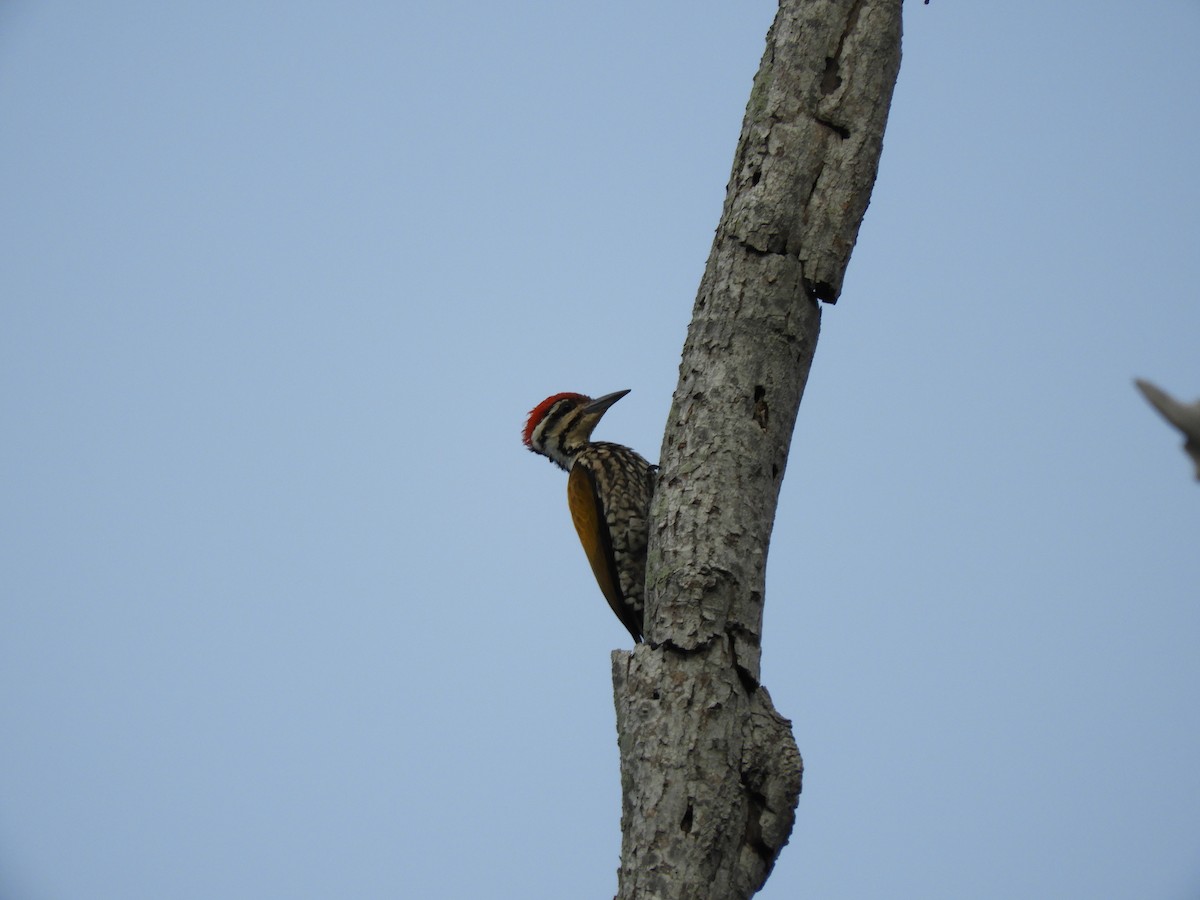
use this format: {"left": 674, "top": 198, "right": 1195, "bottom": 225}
{"left": 612, "top": 2, "right": 903, "bottom": 897}
{"left": 1135, "top": 379, "right": 1200, "bottom": 480}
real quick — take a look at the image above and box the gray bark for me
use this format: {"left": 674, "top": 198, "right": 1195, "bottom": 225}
{"left": 612, "top": 1, "right": 902, "bottom": 897}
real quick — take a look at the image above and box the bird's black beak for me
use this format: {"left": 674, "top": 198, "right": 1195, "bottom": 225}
{"left": 585, "top": 389, "right": 631, "bottom": 416}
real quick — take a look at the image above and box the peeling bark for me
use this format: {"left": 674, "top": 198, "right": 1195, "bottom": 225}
{"left": 612, "top": 1, "right": 902, "bottom": 896}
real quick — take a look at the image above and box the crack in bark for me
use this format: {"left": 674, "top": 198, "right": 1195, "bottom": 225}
{"left": 752, "top": 385, "right": 769, "bottom": 431}
{"left": 820, "top": 56, "right": 843, "bottom": 95}
{"left": 815, "top": 116, "right": 850, "bottom": 139}
{"left": 833, "top": 0, "right": 869, "bottom": 69}
{"left": 655, "top": 635, "right": 722, "bottom": 657}
{"left": 740, "top": 779, "right": 773, "bottom": 865}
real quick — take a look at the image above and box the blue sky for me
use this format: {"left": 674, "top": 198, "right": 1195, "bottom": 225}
{"left": 2, "top": 2, "right": 1198, "bottom": 898}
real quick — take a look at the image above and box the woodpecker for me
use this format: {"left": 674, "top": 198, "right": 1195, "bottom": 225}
{"left": 523, "top": 390, "right": 656, "bottom": 643}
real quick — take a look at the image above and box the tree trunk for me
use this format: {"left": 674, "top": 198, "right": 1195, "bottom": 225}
{"left": 612, "top": 1, "right": 902, "bottom": 896}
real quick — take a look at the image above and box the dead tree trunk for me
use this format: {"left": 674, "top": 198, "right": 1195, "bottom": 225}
{"left": 612, "top": 2, "right": 902, "bottom": 896}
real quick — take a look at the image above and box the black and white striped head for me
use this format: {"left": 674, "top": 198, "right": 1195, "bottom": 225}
{"left": 523, "top": 390, "right": 630, "bottom": 470}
